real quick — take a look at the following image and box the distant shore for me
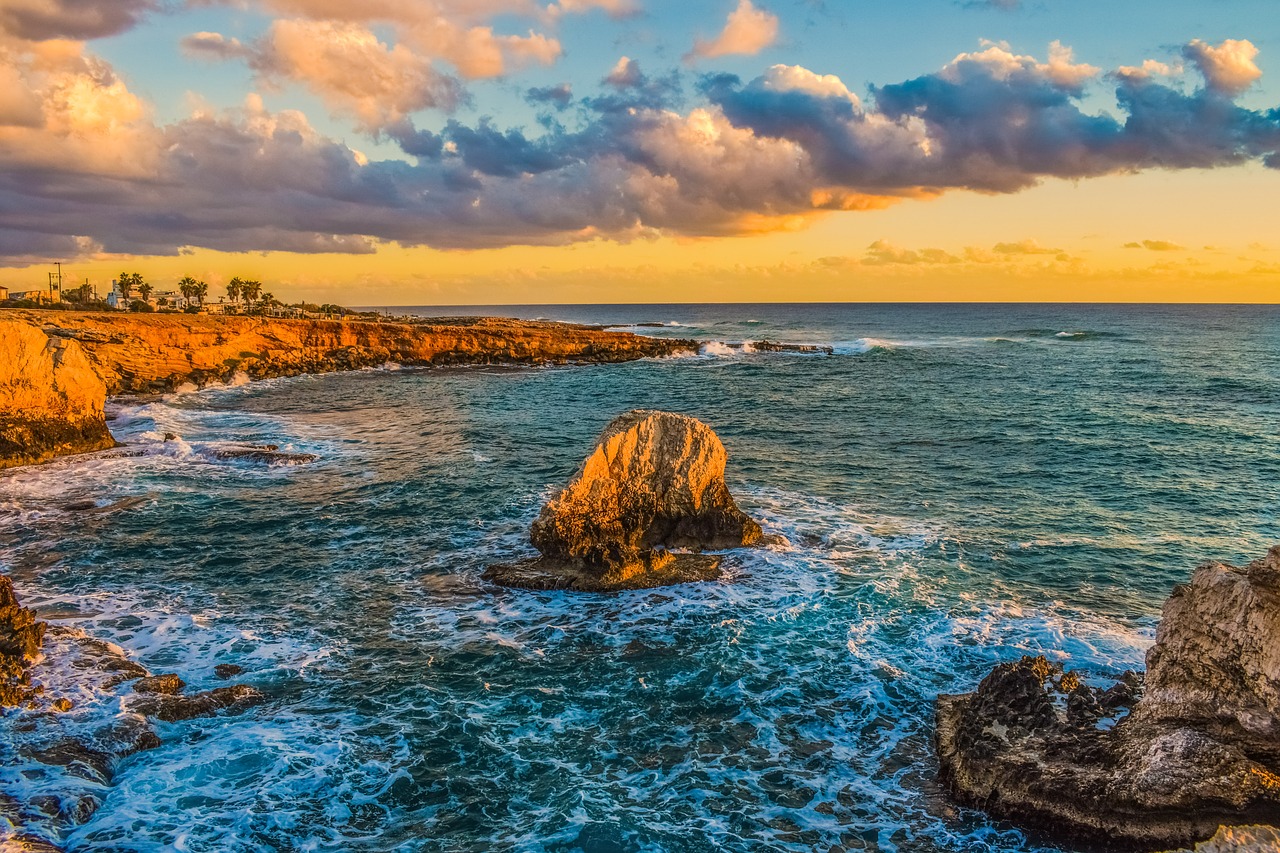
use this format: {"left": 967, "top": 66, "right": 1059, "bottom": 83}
{"left": 0, "top": 310, "right": 696, "bottom": 470}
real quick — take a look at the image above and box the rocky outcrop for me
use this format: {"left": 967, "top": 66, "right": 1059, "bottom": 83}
{"left": 937, "top": 546, "right": 1280, "bottom": 850}
{"left": 1, "top": 575, "right": 48, "bottom": 706}
{"left": 0, "top": 320, "right": 115, "bottom": 469}
{"left": 485, "top": 410, "right": 768, "bottom": 592}
{"left": 1163, "top": 825, "right": 1280, "bottom": 853}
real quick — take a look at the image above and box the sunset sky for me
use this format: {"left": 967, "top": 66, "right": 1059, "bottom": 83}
{"left": 1, "top": 0, "right": 1278, "bottom": 304}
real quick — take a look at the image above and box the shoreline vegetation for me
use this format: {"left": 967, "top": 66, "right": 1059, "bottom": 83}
{"left": 0, "top": 309, "right": 696, "bottom": 471}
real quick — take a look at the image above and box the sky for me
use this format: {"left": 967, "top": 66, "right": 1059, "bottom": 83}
{"left": 1, "top": 0, "right": 1278, "bottom": 304}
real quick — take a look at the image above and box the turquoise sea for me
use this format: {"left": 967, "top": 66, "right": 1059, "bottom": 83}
{"left": 2, "top": 303, "right": 1279, "bottom": 852}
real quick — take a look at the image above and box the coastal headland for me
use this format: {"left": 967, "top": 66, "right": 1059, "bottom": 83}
{"left": 0, "top": 310, "right": 695, "bottom": 470}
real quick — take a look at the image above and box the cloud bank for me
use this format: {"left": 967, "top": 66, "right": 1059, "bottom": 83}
{"left": 0, "top": 27, "right": 1278, "bottom": 262}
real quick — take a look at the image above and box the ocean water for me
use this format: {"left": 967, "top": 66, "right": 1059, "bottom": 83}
{"left": 2, "top": 303, "right": 1278, "bottom": 853}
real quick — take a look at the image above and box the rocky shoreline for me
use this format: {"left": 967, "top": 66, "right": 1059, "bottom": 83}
{"left": 2, "top": 574, "right": 266, "bottom": 851}
{"left": 0, "top": 311, "right": 696, "bottom": 470}
{"left": 937, "top": 546, "right": 1280, "bottom": 850}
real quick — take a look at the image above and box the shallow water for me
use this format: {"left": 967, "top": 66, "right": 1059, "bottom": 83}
{"left": 2, "top": 303, "right": 1278, "bottom": 852}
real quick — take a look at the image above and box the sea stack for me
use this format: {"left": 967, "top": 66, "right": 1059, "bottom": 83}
{"left": 936, "top": 545, "right": 1280, "bottom": 849}
{"left": 484, "top": 410, "right": 767, "bottom": 592}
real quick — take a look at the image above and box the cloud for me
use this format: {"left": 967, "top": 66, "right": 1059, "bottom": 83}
{"left": 993, "top": 239, "right": 1062, "bottom": 255}
{"left": 1124, "top": 240, "right": 1184, "bottom": 251}
{"left": 1183, "top": 38, "right": 1261, "bottom": 96}
{"left": 525, "top": 82, "right": 573, "bottom": 109}
{"left": 0, "top": 0, "right": 159, "bottom": 41}
{"left": 1, "top": 37, "right": 1278, "bottom": 263}
{"left": 686, "top": 0, "right": 779, "bottom": 62}
{"left": 180, "top": 31, "right": 251, "bottom": 60}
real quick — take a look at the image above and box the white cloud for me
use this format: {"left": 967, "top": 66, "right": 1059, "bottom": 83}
{"left": 1183, "top": 38, "right": 1261, "bottom": 96}
{"left": 686, "top": 0, "right": 778, "bottom": 62}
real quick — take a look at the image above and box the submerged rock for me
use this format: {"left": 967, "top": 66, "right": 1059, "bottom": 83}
{"left": 485, "top": 410, "right": 769, "bottom": 592}
{"left": 133, "top": 674, "right": 185, "bottom": 695}
{"left": 134, "top": 684, "right": 266, "bottom": 723}
{"left": 212, "top": 445, "right": 319, "bottom": 465}
{"left": 937, "top": 546, "right": 1280, "bottom": 850}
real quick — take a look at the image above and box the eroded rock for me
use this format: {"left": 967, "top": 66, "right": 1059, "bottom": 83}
{"left": 485, "top": 410, "right": 769, "bottom": 592}
{"left": 1163, "top": 825, "right": 1280, "bottom": 853}
{"left": 937, "top": 546, "right": 1280, "bottom": 850}
{"left": 1, "top": 575, "right": 48, "bottom": 707}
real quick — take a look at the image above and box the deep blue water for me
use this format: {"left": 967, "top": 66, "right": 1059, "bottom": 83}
{"left": 2, "top": 303, "right": 1278, "bottom": 852}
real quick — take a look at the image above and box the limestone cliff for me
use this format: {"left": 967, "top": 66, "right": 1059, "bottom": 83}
{"left": 0, "top": 311, "right": 694, "bottom": 468}
{"left": 0, "top": 319, "right": 114, "bottom": 469}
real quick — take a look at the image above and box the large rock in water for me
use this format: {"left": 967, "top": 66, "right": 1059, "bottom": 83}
{"left": 484, "top": 410, "right": 766, "bottom": 592}
{"left": 0, "top": 320, "right": 114, "bottom": 469}
{"left": 1, "top": 574, "right": 48, "bottom": 707}
{"left": 937, "top": 546, "right": 1280, "bottom": 850}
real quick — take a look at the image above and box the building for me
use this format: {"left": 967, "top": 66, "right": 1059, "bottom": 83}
{"left": 0, "top": 285, "right": 8, "bottom": 301}
{"left": 9, "top": 289, "right": 57, "bottom": 304}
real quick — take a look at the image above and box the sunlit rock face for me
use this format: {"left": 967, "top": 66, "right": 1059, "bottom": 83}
{"left": 1161, "top": 825, "right": 1280, "bottom": 853}
{"left": 0, "top": 320, "right": 115, "bottom": 469}
{"left": 486, "top": 410, "right": 768, "bottom": 592}
{"left": 936, "top": 546, "right": 1280, "bottom": 850}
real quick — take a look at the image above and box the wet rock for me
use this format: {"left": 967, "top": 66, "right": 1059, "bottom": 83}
{"left": 749, "top": 340, "right": 834, "bottom": 354}
{"left": 26, "top": 740, "right": 114, "bottom": 785}
{"left": 485, "top": 410, "right": 767, "bottom": 592}
{"left": 136, "top": 684, "right": 266, "bottom": 722}
{"left": 213, "top": 445, "right": 319, "bottom": 465}
{"left": 213, "top": 663, "right": 244, "bottom": 679}
{"left": 1, "top": 575, "right": 48, "bottom": 707}
{"left": 937, "top": 546, "right": 1280, "bottom": 850}
{"left": 50, "top": 698, "right": 73, "bottom": 712}
{"left": 3, "top": 835, "right": 66, "bottom": 852}
{"left": 133, "top": 674, "right": 185, "bottom": 695}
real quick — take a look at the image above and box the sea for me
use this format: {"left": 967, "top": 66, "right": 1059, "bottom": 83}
{"left": 1, "top": 303, "right": 1278, "bottom": 853}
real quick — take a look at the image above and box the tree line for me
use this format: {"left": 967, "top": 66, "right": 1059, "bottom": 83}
{"left": 112, "top": 273, "right": 274, "bottom": 310}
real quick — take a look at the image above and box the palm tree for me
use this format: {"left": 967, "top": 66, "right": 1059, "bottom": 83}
{"left": 138, "top": 281, "right": 153, "bottom": 302}
{"left": 117, "top": 272, "right": 134, "bottom": 302}
{"left": 226, "top": 277, "right": 243, "bottom": 306}
{"left": 195, "top": 280, "right": 208, "bottom": 306}
{"left": 178, "top": 276, "right": 197, "bottom": 305}
{"left": 240, "top": 279, "right": 262, "bottom": 308}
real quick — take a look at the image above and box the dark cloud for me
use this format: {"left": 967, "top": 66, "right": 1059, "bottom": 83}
{"left": 1, "top": 0, "right": 159, "bottom": 40}
{"left": 525, "top": 83, "right": 574, "bottom": 110}
{"left": 1, "top": 39, "right": 1278, "bottom": 262}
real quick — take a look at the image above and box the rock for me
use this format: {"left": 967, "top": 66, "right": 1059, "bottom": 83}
{"left": 133, "top": 674, "right": 185, "bottom": 695}
{"left": 1, "top": 575, "right": 48, "bottom": 707}
{"left": 212, "top": 446, "right": 319, "bottom": 465}
{"left": 50, "top": 698, "right": 73, "bottom": 712}
{"left": 135, "top": 684, "right": 266, "bottom": 722}
{"left": 937, "top": 546, "right": 1280, "bottom": 850}
{"left": 485, "top": 410, "right": 766, "bottom": 592}
{"left": 2, "top": 835, "right": 66, "bottom": 852}
{"left": 1162, "top": 825, "right": 1280, "bottom": 853}
{"left": 1138, "top": 546, "right": 1280, "bottom": 756}
{"left": 213, "top": 663, "right": 244, "bottom": 679}
{"left": 0, "top": 320, "right": 115, "bottom": 469}
{"left": 749, "top": 340, "right": 834, "bottom": 354}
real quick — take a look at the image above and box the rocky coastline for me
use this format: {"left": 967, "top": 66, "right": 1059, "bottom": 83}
{"left": 937, "top": 546, "right": 1280, "bottom": 850}
{"left": 0, "top": 311, "right": 695, "bottom": 470}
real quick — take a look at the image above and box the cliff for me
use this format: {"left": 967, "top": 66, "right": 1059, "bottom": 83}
{"left": 0, "top": 319, "right": 115, "bottom": 469}
{"left": 0, "top": 311, "right": 695, "bottom": 468}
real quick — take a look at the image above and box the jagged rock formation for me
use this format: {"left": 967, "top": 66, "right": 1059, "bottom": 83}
{"left": 1, "top": 575, "right": 48, "bottom": 706}
{"left": 0, "top": 320, "right": 115, "bottom": 469}
{"left": 485, "top": 410, "right": 768, "bottom": 592}
{"left": 1162, "top": 825, "right": 1280, "bottom": 853}
{"left": 0, "top": 311, "right": 693, "bottom": 469}
{"left": 937, "top": 546, "right": 1280, "bottom": 850}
